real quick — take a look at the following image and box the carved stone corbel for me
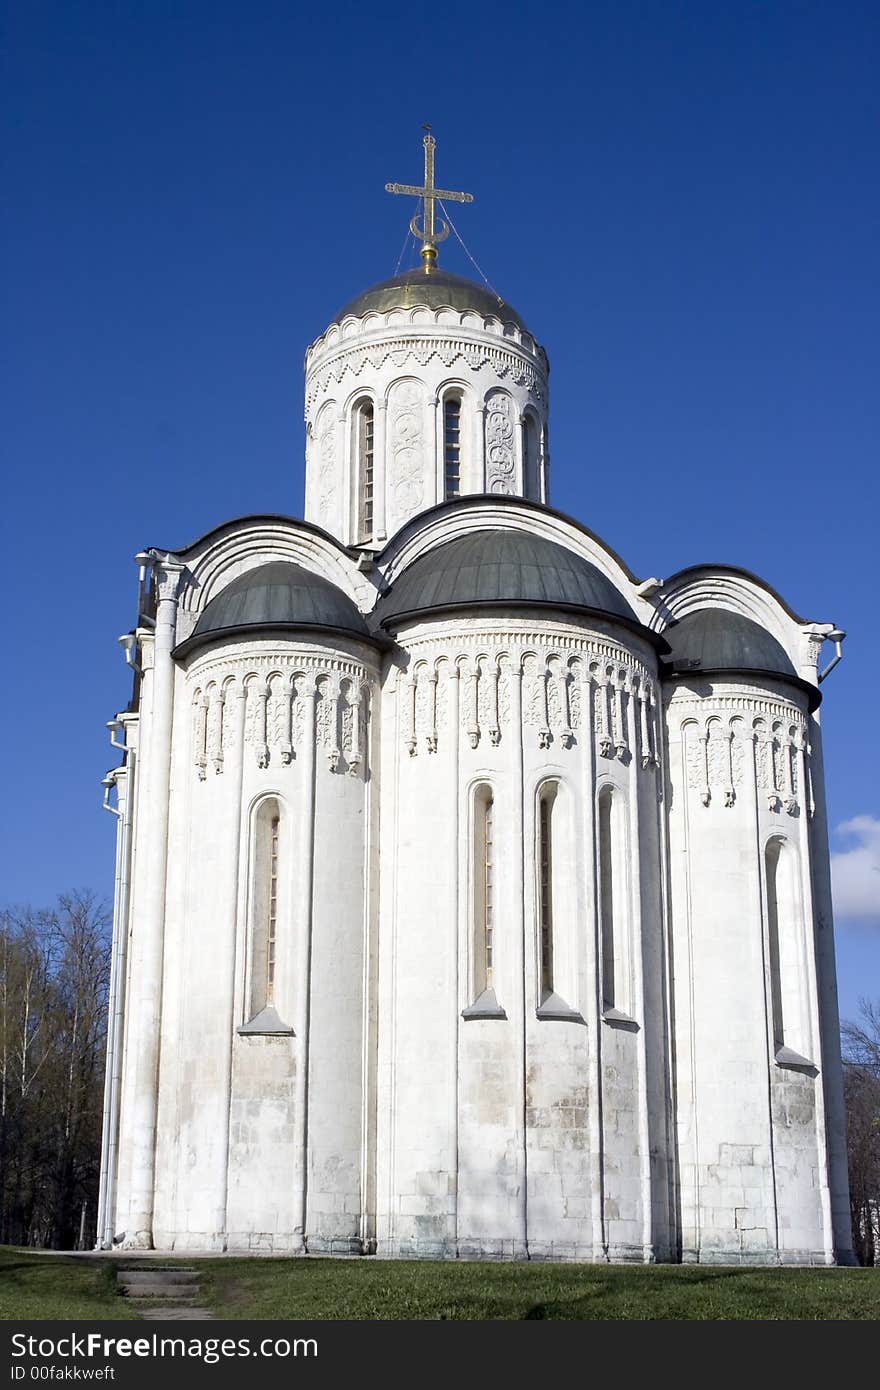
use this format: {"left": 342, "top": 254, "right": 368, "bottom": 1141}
{"left": 194, "top": 694, "right": 208, "bottom": 780}
{"left": 426, "top": 672, "right": 438, "bottom": 754}
{"left": 212, "top": 700, "right": 225, "bottom": 775}
{"left": 253, "top": 680, "right": 270, "bottom": 768}
{"left": 699, "top": 732, "right": 710, "bottom": 807}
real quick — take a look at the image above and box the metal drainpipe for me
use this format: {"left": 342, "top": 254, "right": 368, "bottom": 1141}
{"left": 96, "top": 769, "right": 123, "bottom": 1247}
{"left": 818, "top": 630, "right": 846, "bottom": 684}
{"left": 104, "top": 748, "right": 134, "bottom": 1249}
{"left": 96, "top": 739, "right": 135, "bottom": 1248}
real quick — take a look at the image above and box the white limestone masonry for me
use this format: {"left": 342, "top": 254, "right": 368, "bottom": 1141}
{"left": 97, "top": 264, "right": 854, "bottom": 1266}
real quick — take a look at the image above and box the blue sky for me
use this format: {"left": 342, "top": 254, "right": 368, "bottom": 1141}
{"left": 2, "top": 1, "right": 877, "bottom": 1021}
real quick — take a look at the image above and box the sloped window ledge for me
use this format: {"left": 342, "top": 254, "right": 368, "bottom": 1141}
{"left": 462, "top": 987, "right": 507, "bottom": 1021}
{"left": 536, "top": 991, "right": 585, "bottom": 1024}
{"left": 774, "top": 1046, "right": 817, "bottom": 1073}
{"left": 237, "top": 1005, "right": 295, "bottom": 1037}
{"left": 602, "top": 1007, "right": 639, "bottom": 1032}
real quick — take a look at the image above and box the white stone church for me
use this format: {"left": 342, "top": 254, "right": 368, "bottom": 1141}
{"left": 97, "top": 137, "right": 854, "bottom": 1265}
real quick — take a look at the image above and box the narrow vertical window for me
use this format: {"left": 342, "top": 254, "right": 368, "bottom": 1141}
{"left": 266, "top": 814, "right": 279, "bottom": 1003}
{"left": 539, "top": 786, "right": 555, "bottom": 997}
{"left": 484, "top": 793, "right": 495, "bottom": 988}
{"left": 766, "top": 839, "right": 811, "bottom": 1061}
{"left": 358, "top": 403, "right": 375, "bottom": 540}
{"left": 766, "top": 841, "right": 784, "bottom": 1051}
{"left": 599, "top": 786, "right": 630, "bottom": 1017}
{"left": 598, "top": 789, "right": 615, "bottom": 1011}
{"left": 523, "top": 414, "right": 539, "bottom": 498}
{"left": 534, "top": 782, "right": 578, "bottom": 1019}
{"left": 241, "top": 798, "right": 294, "bottom": 1034}
{"left": 248, "top": 798, "right": 282, "bottom": 1021}
{"left": 473, "top": 786, "right": 495, "bottom": 999}
{"left": 444, "top": 396, "right": 461, "bottom": 499}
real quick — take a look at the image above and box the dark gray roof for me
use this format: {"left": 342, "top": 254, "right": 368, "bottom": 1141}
{"left": 175, "top": 561, "right": 371, "bottom": 658}
{"left": 374, "top": 530, "right": 638, "bottom": 629}
{"left": 663, "top": 608, "right": 799, "bottom": 681}
{"left": 335, "top": 268, "right": 530, "bottom": 333}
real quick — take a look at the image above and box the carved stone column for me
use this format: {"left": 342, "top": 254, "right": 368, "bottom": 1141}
{"left": 474, "top": 405, "right": 486, "bottom": 492}
{"left": 126, "top": 554, "right": 186, "bottom": 1247}
{"left": 515, "top": 412, "right": 525, "bottom": 494}
{"left": 509, "top": 660, "right": 529, "bottom": 1258}
{"left": 427, "top": 395, "right": 440, "bottom": 504}
{"left": 218, "top": 683, "right": 247, "bottom": 1243}
{"left": 292, "top": 675, "right": 318, "bottom": 1252}
{"left": 626, "top": 686, "right": 653, "bottom": 1259}
{"left": 581, "top": 670, "right": 605, "bottom": 1259}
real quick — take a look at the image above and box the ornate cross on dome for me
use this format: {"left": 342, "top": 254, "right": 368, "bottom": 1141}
{"left": 385, "top": 127, "right": 474, "bottom": 271}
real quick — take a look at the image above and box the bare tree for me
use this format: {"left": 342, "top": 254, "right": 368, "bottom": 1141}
{"left": 0, "top": 893, "right": 110, "bottom": 1248}
{"left": 841, "top": 998, "right": 880, "bottom": 1266}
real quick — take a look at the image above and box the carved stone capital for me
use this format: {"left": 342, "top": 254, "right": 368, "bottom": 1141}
{"left": 804, "top": 629, "right": 829, "bottom": 670}
{"left": 152, "top": 554, "right": 187, "bottom": 605}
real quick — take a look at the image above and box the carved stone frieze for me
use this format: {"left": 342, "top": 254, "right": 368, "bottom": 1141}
{"left": 192, "top": 694, "right": 208, "bottom": 780}
{"left": 206, "top": 687, "right": 224, "bottom": 774}
{"left": 393, "top": 632, "right": 658, "bottom": 762}
{"left": 665, "top": 683, "right": 809, "bottom": 723}
{"left": 316, "top": 675, "right": 340, "bottom": 770}
{"left": 485, "top": 392, "right": 516, "bottom": 495}
{"left": 679, "top": 702, "right": 807, "bottom": 815}
{"left": 316, "top": 404, "right": 337, "bottom": 523}
{"left": 188, "top": 654, "right": 374, "bottom": 779}
{"left": 388, "top": 381, "right": 425, "bottom": 530}
{"left": 414, "top": 664, "right": 440, "bottom": 755}
{"left": 634, "top": 677, "right": 659, "bottom": 771}
{"left": 305, "top": 337, "right": 547, "bottom": 410}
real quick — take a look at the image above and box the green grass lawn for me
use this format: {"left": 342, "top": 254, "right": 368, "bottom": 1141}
{"left": 0, "top": 1250, "right": 140, "bottom": 1321}
{"left": 199, "top": 1256, "right": 879, "bottom": 1320}
{"left": 1, "top": 1248, "right": 877, "bottom": 1320}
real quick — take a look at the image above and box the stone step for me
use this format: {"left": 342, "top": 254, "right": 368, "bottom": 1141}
{"left": 140, "top": 1308, "right": 213, "bottom": 1321}
{"left": 118, "top": 1282, "right": 198, "bottom": 1301}
{"left": 115, "top": 1266, "right": 211, "bottom": 1319}
{"left": 118, "top": 1269, "right": 200, "bottom": 1285}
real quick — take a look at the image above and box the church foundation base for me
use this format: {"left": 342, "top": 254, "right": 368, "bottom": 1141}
{"left": 223, "top": 1232, "right": 306, "bottom": 1254}
{"left": 119, "top": 1231, "right": 153, "bottom": 1251}
{"left": 681, "top": 1246, "right": 842, "bottom": 1267}
{"left": 306, "top": 1236, "right": 365, "bottom": 1256}
{"left": 377, "top": 1238, "right": 669, "bottom": 1263}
